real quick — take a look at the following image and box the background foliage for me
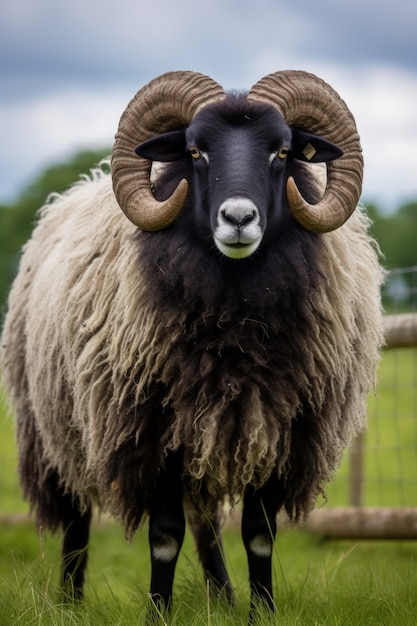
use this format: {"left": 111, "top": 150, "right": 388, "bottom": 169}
{"left": 0, "top": 149, "right": 416, "bottom": 313}
{"left": 0, "top": 149, "right": 110, "bottom": 312}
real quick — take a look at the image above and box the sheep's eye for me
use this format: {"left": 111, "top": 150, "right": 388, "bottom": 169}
{"left": 189, "top": 146, "right": 201, "bottom": 159}
{"left": 277, "top": 146, "right": 289, "bottom": 159}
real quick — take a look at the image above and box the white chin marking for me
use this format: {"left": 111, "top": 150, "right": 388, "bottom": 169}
{"left": 214, "top": 238, "right": 260, "bottom": 259}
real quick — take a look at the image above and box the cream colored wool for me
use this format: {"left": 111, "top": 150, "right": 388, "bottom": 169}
{"left": 1, "top": 163, "right": 384, "bottom": 534}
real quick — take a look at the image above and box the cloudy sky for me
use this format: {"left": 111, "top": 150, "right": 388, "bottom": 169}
{"left": 1, "top": 0, "right": 416, "bottom": 213}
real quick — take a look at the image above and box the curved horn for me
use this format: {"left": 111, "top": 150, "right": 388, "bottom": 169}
{"left": 112, "top": 71, "right": 225, "bottom": 230}
{"left": 248, "top": 71, "right": 363, "bottom": 233}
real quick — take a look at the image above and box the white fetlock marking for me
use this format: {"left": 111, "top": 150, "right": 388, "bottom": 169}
{"left": 152, "top": 535, "right": 179, "bottom": 562}
{"left": 249, "top": 534, "right": 272, "bottom": 558}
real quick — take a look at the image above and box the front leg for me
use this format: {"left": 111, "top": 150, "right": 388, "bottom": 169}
{"left": 148, "top": 451, "right": 185, "bottom": 618}
{"left": 241, "top": 474, "right": 283, "bottom": 617}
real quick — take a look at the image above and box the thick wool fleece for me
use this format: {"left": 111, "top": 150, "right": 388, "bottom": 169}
{"left": 1, "top": 164, "right": 384, "bottom": 536}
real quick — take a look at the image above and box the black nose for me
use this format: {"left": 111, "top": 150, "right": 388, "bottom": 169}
{"left": 221, "top": 199, "right": 258, "bottom": 228}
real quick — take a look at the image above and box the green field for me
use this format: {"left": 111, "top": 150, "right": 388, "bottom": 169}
{"left": 325, "top": 347, "right": 417, "bottom": 508}
{"left": 1, "top": 348, "right": 417, "bottom": 624}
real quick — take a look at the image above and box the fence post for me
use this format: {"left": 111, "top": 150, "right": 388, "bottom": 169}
{"left": 349, "top": 430, "right": 364, "bottom": 507}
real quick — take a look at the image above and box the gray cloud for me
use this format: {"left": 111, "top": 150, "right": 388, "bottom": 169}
{"left": 1, "top": 0, "right": 416, "bottom": 210}
{"left": 288, "top": 1, "right": 417, "bottom": 70}
{"left": 2, "top": 1, "right": 415, "bottom": 88}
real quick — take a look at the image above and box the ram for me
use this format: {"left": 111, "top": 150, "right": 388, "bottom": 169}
{"left": 1, "top": 70, "right": 384, "bottom": 620}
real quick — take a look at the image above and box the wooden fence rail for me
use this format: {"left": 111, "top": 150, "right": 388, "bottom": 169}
{"left": 382, "top": 313, "right": 417, "bottom": 349}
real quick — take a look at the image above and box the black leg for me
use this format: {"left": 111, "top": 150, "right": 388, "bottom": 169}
{"left": 241, "top": 475, "right": 283, "bottom": 619}
{"left": 190, "top": 506, "right": 234, "bottom": 605}
{"left": 60, "top": 494, "right": 92, "bottom": 600}
{"left": 147, "top": 452, "right": 185, "bottom": 618}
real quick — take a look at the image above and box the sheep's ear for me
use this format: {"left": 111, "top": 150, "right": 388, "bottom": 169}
{"left": 135, "top": 130, "right": 187, "bottom": 162}
{"left": 291, "top": 128, "right": 344, "bottom": 163}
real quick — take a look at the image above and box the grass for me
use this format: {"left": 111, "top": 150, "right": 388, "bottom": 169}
{"left": 2, "top": 520, "right": 417, "bottom": 625}
{"left": 1, "top": 348, "right": 417, "bottom": 624}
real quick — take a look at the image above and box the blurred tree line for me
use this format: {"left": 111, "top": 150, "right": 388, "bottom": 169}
{"left": 0, "top": 149, "right": 416, "bottom": 314}
{"left": 366, "top": 201, "right": 417, "bottom": 311}
{"left": 0, "top": 149, "right": 110, "bottom": 313}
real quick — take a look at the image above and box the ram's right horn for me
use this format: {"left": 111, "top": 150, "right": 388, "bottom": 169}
{"left": 112, "top": 71, "right": 225, "bottom": 231}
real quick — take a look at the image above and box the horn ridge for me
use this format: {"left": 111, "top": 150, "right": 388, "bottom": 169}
{"left": 112, "top": 71, "right": 225, "bottom": 231}
{"left": 248, "top": 70, "right": 363, "bottom": 233}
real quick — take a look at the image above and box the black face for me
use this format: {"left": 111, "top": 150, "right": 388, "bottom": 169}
{"left": 136, "top": 97, "right": 343, "bottom": 259}
{"left": 184, "top": 101, "right": 293, "bottom": 258}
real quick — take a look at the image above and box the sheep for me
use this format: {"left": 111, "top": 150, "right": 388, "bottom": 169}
{"left": 0, "top": 70, "right": 384, "bottom": 620}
